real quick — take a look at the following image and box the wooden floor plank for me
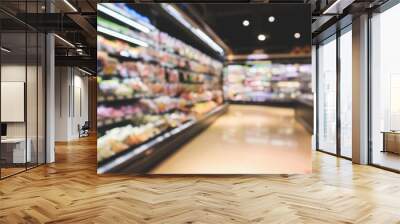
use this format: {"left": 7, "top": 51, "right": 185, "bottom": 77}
{"left": 1, "top": 107, "right": 400, "bottom": 223}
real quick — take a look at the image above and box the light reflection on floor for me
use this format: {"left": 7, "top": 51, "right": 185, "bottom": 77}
{"left": 151, "top": 105, "right": 312, "bottom": 174}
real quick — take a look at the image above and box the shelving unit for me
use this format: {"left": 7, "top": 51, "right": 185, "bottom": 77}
{"left": 97, "top": 3, "right": 226, "bottom": 172}
{"left": 223, "top": 62, "right": 311, "bottom": 104}
{"left": 98, "top": 104, "right": 228, "bottom": 174}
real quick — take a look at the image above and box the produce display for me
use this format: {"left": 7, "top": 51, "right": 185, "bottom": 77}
{"left": 97, "top": 4, "right": 224, "bottom": 163}
{"left": 98, "top": 112, "right": 190, "bottom": 161}
{"left": 223, "top": 63, "right": 311, "bottom": 103}
{"left": 97, "top": 18, "right": 222, "bottom": 76}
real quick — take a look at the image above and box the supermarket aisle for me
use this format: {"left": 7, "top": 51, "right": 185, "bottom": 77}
{"left": 151, "top": 105, "right": 312, "bottom": 174}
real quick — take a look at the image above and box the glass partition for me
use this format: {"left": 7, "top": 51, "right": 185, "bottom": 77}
{"left": 0, "top": 28, "right": 28, "bottom": 178}
{"left": 0, "top": 1, "right": 46, "bottom": 179}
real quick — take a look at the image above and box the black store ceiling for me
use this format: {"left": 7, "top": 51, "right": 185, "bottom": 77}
{"left": 179, "top": 3, "right": 311, "bottom": 55}
{"left": 1, "top": 1, "right": 311, "bottom": 63}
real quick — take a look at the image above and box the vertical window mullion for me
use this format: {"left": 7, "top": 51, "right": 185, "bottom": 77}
{"left": 36, "top": 0, "right": 39, "bottom": 167}
{"left": 25, "top": 0, "right": 28, "bottom": 171}
{"left": 316, "top": 44, "right": 320, "bottom": 150}
{"left": 367, "top": 12, "right": 373, "bottom": 165}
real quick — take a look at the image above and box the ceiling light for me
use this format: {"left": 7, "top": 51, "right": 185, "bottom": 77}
{"left": 63, "top": 0, "right": 78, "bottom": 12}
{"left": 161, "top": 3, "right": 224, "bottom": 55}
{"left": 268, "top": 16, "right": 275, "bottom": 23}
{"left": 322, "top": 0, "right": 344, "bottom": 14}
{"left": 98, "top": 4, "right": 151, "bottom": 33}
{"left": 242, "top": 20, "right": 250, "bottom": 26}
{"left": 1, "top": 47, "right": 11, "bottom": 53}
{"left": 294, "top": 32, "right": 301, "bottom": 39}
{"left": 258, "top": 34, "right": 266, "bottom": 41}
{"left": 78, "top": 68, "right": 93, "bottom": 76}
{"left": 41, "top": 5, "right": 46, "bottom": 10}
{"left": 161, "top": 4, "right": 192, "bottom": 30}
{"left": 98, "top": 26, "right": 149, "bottom": 47}
{"left": 54, "top": 34, "right": 75, "bottom": 48}
{"left": 192, "top": 28, "right": 224, "bottom": 55}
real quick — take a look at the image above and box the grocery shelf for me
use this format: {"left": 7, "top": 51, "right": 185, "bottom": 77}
{"left": 98, "top": 51, "right": 218, "bottom": 77}
{"left": 98, "top": 94, "right": 143, "bottom": 105}
{"left": 180, "top": 81, "right": 204, "bottom": 85}
{"left": 97, "top": 108, "right": 180, "bottom": 134}
{"left": 97, "top": 103, "right": 228, "bottom": 174}
{"left": 97, "top": 3, "right": 225, "bottom": 174}
{"left": 97, "top": 94, "right": 177, "bottom": 106}
{"left": 97, "top": 114, "right": 139, "bottom": 132}
{"left": 223, "top": 63, "right": 311, "bottom": 105}
{"left": 228, "top": 100, "right": 295, "bottom": 107}
{"left": 159, "top": 46, "right": 203, "bottom": 65}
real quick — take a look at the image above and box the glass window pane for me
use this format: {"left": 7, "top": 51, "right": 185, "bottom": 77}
{"left": 371, "top": 3, "right": 400, "bottom": 171}
{"left": 339, "top": 29, "right": 352, "bottom": 158}
{"left": 317, "top": 37, "right": 337, "bottom": 154}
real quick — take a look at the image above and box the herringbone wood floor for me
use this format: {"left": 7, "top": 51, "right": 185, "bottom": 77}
{"left": 1, "top": 137, "right": 400, "bottom": 223}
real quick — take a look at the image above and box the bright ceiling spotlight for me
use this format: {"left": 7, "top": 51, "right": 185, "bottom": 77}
{"left": 63, "top": 0, "right": 78, "bottom": 12}
{"left": 161, "top": 3, "right": 224, "bottom": 55}
{"left": 98, "top": 4, "right": 152, "bottom": 33}
{"left": 258, "top": 34, "right": 266, "bottom": 41}
{"left": 54, "top": 34, "right": 75, "bottom": 48}
{"left": 242, "top": 20, "right": 250, "bottom": 26}
{"left": 294, "top": 32, "right": 301, "bottom": 39}
{"left": 98, "top": 26, "right": 149, "bottom": 47}
{"left": 78, "top": 68, "right": 93, "bottom": 76}
{"left": 1, "top": 47, "right": 11, "bottom": 53}
{"left": 323, "top": 0, "right": 345, "bottom": 14}
{"left": 268, "top": 16, "right": 275, "bottom": 23}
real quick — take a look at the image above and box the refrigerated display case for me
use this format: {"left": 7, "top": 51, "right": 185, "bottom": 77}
{"left": 97, "top": 3, "right": 226, "bottom": 173}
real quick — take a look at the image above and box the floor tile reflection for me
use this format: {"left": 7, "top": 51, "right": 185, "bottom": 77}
{"left": 151, "top": 105, "right": 312, "bottom": 174}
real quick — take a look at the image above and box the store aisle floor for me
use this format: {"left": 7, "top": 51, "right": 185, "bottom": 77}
{"left": 151, "top": 105, "right": 312, "bottom": 174}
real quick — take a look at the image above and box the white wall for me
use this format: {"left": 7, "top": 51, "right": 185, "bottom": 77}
{"left": 55, "top": 67, "right": 89, "bottom": 141}
{"left": 1, "top": 65, "right": 39, "bottom": 138}
{"left": 1, "top": 65, "right": 25, "bottom": 139}
{"left": 72, "top": 73, "right": 89, "bottom": 138}
{"left": 55, "top": 67, "right": 69, "bottom": 141}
